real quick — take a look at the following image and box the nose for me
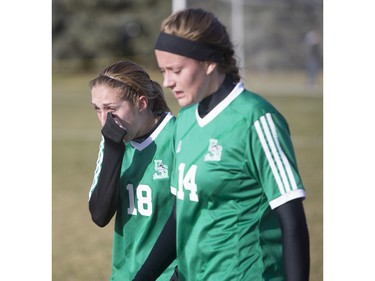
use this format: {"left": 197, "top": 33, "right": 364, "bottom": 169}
{"left": 163, "top": 73, "right": 175, "bottom": 89}
{"left": 98, "top": 110, "right": 107, "bottom": 126}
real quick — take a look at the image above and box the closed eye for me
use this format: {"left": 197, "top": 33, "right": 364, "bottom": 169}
{"left": 91, "top": 103, "right": 117, "bottom": 113}
{"left": 92, "top": 104, "right": 101, "bottom": 112}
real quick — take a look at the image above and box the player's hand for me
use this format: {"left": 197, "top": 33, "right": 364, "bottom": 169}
{"left": 169, "top": 266, "right": 178, "bottom": 281}
{"left": 101, "top": 112, "right": 127, "bottom": 143}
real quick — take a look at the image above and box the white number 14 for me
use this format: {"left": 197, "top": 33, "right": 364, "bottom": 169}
{"left": 173, "top": 163, "right": 199, "bottom": 202}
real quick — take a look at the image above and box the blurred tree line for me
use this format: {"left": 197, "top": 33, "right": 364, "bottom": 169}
{"left": 52, "top": 0, "right": 323, "bottom": 73}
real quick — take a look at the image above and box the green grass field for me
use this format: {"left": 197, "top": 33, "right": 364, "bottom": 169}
{"left": 52, "top": 70, "right": 323, "bottom": 281}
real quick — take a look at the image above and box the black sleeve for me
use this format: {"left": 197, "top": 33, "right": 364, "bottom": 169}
{"left": 133, "top": 200, "right": 177, "bottom": 281}
{"left": 89, "top": 112, "right": 127, "bottom": 227}
{"left": 274, "top": 198, "right": 310, "bottom": 281}
{"left": 89, "top": 137, "right": 125, "bottom": 227}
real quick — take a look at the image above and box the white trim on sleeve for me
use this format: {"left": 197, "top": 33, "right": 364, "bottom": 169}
{"left": 269, "top": 189, "right": 306, "bottom": 209}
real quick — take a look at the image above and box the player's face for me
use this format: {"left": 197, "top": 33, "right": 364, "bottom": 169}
{"left": 155, "top": 50, "right": 212, "bottom": 107}
{"left": 91, "top": 84, "right": 142, "bottom": 142}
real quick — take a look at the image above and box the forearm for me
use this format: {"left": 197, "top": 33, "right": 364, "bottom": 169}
{"left": 133, "top": 201, "right": 177, "bottom": 280}
{"left": 275, "top": 199, "right": 310, "bottom": 281}
{"left": 89, "top": 137, "right": 125, "bottom": 227}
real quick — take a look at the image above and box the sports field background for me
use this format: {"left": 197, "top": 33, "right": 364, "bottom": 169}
{"left": 52, "top": 69, "right": 323, "bottom": 281}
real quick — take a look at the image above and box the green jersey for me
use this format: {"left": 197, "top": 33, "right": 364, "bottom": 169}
{"left": 171, "top": 84, "right": 306, "bottom": 281}
{"left": 91, "top": 113, "right": 177, "bottom": 281}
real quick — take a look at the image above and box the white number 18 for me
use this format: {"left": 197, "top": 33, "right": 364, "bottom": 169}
{"left": 127, "top": 184, "right": 152, "bottom": 216}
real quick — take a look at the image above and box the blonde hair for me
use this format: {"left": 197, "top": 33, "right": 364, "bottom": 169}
{"left": 89, "top": 59, "right": 170, "bottom": 113}
{"left": 160, "top": 8, "right": 240, "bottom": 82}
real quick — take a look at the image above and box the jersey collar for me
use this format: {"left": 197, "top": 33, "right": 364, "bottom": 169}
{"left": 196, "top": 82, "right": 244, "bottom": 127}
{"left": 130, "top": 112, "right": 174, "bottom": 151}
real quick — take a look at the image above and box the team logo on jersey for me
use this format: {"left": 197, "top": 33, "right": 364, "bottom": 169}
{"left": 176, "top": 140, "right": 182, "bottom": 153}
{"left": 204, "top": 139, "right": 222, "bottom": 161}
{"left": 153, "top": 160, "right": 169, "bottom": 179}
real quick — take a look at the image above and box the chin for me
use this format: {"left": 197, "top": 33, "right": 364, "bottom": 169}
{"left": 178, "top": 99, "right": 193, "bottom": 108}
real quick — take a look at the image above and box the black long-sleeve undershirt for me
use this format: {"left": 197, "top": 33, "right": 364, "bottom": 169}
{"left": 275, "top": 198, "right": 310, "bottom": 281}
{"left": 89, "top": 137, "right": 125, "bottom": 227}
{"left": 133, "top": 201, "right": 177, "bottom": 281}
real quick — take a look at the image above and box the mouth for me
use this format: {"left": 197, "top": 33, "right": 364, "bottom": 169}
{"left": 173, "top": 91, "right": 184, "bottom": 99}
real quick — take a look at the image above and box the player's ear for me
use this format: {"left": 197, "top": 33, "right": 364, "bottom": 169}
{"left": 205, "top": 62, "right": 217, "bottom": 75}
{"left": 138, "top": 95, "right": 148, "bottom": 112}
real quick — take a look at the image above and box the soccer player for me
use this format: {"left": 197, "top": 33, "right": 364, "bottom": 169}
{"left": 135, "top": 8, "right": 310, "bottom": 281}
{"left": 88, "top": 60, "right": 177, "bottom": 280}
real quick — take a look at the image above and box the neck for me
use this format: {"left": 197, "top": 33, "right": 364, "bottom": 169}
{"left": 207, "top": 72, "right": 226, "bottom": 99}
{"left": 198, "top": 74, "right": 236, "bottom": 117}
{"left": 133, "top": 112, "right": 166, "bottom": 143}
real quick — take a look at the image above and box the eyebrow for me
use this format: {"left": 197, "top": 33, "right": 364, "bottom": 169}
{"left": 91, "top": 102, "right": 118, "bottom": 107}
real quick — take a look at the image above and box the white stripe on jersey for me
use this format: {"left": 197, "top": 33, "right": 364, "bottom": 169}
{"left": 254, "top": 113, "right": 298, "bottom": 195}
{"left": 265, "top": 113, "right": 298, "bottom": 191}
{"left": 254, "top": 119, "right": 285, "bottom": 194}
{"left": 88, "top": 137, "right": 105, "bottom": 200}
{"left": 260, "top": 115, "right": 291, "bottom": 193}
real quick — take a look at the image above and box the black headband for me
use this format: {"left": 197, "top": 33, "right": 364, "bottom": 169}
{"left": 155, "top": 32, "right": 224, "bottom": 63}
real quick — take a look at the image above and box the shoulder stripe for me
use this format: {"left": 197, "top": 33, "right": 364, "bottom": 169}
{"left": 260, "top": 115, "right": 291, "bottom": 193}
{"left": 265, "top": 113, "right": 298, "bottom": 191}
{"left": 254, "top": 118, "right": 285, "bottom": 194}
{"left": 254, "top": 113, "right": 298, "bottom": 195}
